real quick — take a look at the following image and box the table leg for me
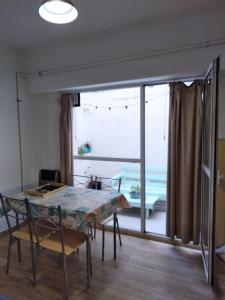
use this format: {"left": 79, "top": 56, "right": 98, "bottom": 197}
{"left": 113, "top": 213, "right": 116, "bottom": 260}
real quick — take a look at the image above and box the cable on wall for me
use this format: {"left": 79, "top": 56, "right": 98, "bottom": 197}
{"left": 80, "top": 93, "right": 168, "bottom": 110}
{"left": 16, "top": 72, "right": 24, "bottom": 192}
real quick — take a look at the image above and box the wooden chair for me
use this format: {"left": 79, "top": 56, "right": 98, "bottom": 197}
{"left": 72, "top": 174, "right": 93, "bottom": 189}
{"left": 26, "top": 201, "right": 92, "bottom": 300}
{"left": 0, "top": 194, "right": 53, "bottom": 285}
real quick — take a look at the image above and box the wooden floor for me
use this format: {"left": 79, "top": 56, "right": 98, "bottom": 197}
{"left": 0, "top": 230, "right": 225, "bottom": 300}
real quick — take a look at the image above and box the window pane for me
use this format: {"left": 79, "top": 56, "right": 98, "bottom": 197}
{"left": 201, "top": 172, "right": 210, "bottom": 268}
{"left": 145, "top": 84, "right": 169, "bottom": 235}
{"left": 73, "top": 87, "right": 140, "bottom": 159}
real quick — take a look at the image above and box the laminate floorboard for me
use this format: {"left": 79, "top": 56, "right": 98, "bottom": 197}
{"left": 0, "top": 230, "right": 224, "bottom": 300}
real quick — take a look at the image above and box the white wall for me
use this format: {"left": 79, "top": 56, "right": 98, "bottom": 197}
{"left": 0, "top": 46, "right": 24, "bottom": 194}
{"left": 24, "top": 9, "right": 225, "bottom": 73}
{"left": 23, "top": 9, "right": 225, "bottom": 93}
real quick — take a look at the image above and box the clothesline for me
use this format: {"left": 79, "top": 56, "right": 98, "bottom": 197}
{"left": 81, "top": 93, "right": 168, "bottom": 110}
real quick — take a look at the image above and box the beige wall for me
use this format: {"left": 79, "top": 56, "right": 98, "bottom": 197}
{"left": 30, "top": 93, "right": 60, "bottom": 185}
{"left": 0, "top": 46, "right": 25, "bottom": 194}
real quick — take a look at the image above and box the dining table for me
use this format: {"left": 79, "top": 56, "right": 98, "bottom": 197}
{"left": 5, "top": 185, "right": 130, "bottom": 233}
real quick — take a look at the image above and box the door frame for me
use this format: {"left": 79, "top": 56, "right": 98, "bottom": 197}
{"left": 200, "top": 57, "right": 220, "bottom": 286}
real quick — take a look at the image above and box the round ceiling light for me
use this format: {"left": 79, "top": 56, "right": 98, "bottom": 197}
{"left": 39, "top": 0, "right": 78, "bottom": 24}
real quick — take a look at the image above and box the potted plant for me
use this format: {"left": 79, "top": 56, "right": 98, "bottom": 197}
{"left": 130, "top": 185, "right": 141, "bottom": 199}
{"left": 78, "top": 145, "right": 85, "bottom": 156}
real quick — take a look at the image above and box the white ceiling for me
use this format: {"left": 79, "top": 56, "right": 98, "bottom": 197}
{"left": 0, "top": 0, "right": 224, "bottom": 51}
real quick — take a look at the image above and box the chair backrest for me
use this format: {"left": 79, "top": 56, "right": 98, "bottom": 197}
{"left": 72, "top": 174, "right": 93, "bottom": 189}
{"left": 94, "top": 176, "right": 121, "bottom": 193}
{"left": 0, "top": 194, "right": 28, "bottom": 234}
{"left": 39, "top": 169, "right": 61, "bottom": 186}
{"left": 72, "top": 174, "right": 121, "bottom": 193}
{"left": 25, "top": 201, "right": 65, "bottom": 252}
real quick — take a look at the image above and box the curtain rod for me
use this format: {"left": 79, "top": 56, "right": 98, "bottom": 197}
{"left": 19, "top": 39, "right": 225, "bottom": 80}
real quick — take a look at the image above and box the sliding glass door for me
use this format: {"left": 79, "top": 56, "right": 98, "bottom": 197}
{"left": 73, "top": 87, "right": 141, "bottom": 231}
{"left": 144, "top": 85, "right": 169, "bottom": 235}
{"left": 73, "top": 83, "right": 169, "bottom": 234}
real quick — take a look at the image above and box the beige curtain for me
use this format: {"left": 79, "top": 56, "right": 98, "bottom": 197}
{"left": 60, "top": 93, "right": 78, "bottom": 185}
{"left": 166, "top": 80, "right": 203, "bottom": 245}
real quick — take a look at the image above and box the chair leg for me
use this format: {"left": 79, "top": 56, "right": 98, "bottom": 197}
{"left": 94, "top": 222, "right": 96, "bottom": 239}
{"left": 86, "top": 238, "right": 90, "bottom": 289}
{"left": 6, "top": 236, "right": 13, "bottom": 274}
{"left": 17, "top": 239, "right": 22, "bottom": 262}
{"left": 88, "top": 223, "right": 93, "bottom": 240}
{"left": 89, "top": 241, "right": 92, "bottom": 278}
{"left": 87, "top": 237, "right": 92, "bottom": 278}
{"left": 102, "top": 225, "right": 105, "bottom": 261}
{"left": 116, "top": 216, "right": 122, "bottom": 247}
{"left": 34, "top": 244, "right": 40, "bottom": 281}
{"left": 113, "top": 213, "right": 116, "bottom": 260}
{"left": 30, "top": 242, "right": 36, "bottom": 287}
{"left": 58, "top": 253, "right": 62, "bottom": 268}
{"left": 62, "top": 254, "right": 69, "bottom": 300}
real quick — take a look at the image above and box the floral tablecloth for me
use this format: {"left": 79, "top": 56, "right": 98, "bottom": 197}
{"left": 7, "top": 186, "right": 130, "bottom": 232}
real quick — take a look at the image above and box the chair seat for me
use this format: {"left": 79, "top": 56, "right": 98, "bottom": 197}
{"left": 100, "top": 215, "right": 114, "bottom": 226}
{"left": 12, "top": 225, "right": 53, "bottom": 243}
{"left": 40, "top": 228, "right": 86, "bottom": 256}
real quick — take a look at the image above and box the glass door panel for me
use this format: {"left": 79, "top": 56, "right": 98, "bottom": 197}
{"left": 145, "top": 84, "right": 169, "bottom": 235}
{"left": 73, "top": 86, "right": 141, "bottom": 232}
{"left": 203, "top": 76, "right": 212, "bottom": 166}
{"left": 73, "top": 87, "right": 140, "bottom": 159}
{"left": 201, "top": 57, "right": 220, "bottom": 286}
{"left": 201, "top": 171, "right": 210, "bottom": 266}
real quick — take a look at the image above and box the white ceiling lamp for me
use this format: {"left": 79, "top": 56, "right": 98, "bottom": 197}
{"left": 39, "top": 0, "right": 78, "bottom": 24}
